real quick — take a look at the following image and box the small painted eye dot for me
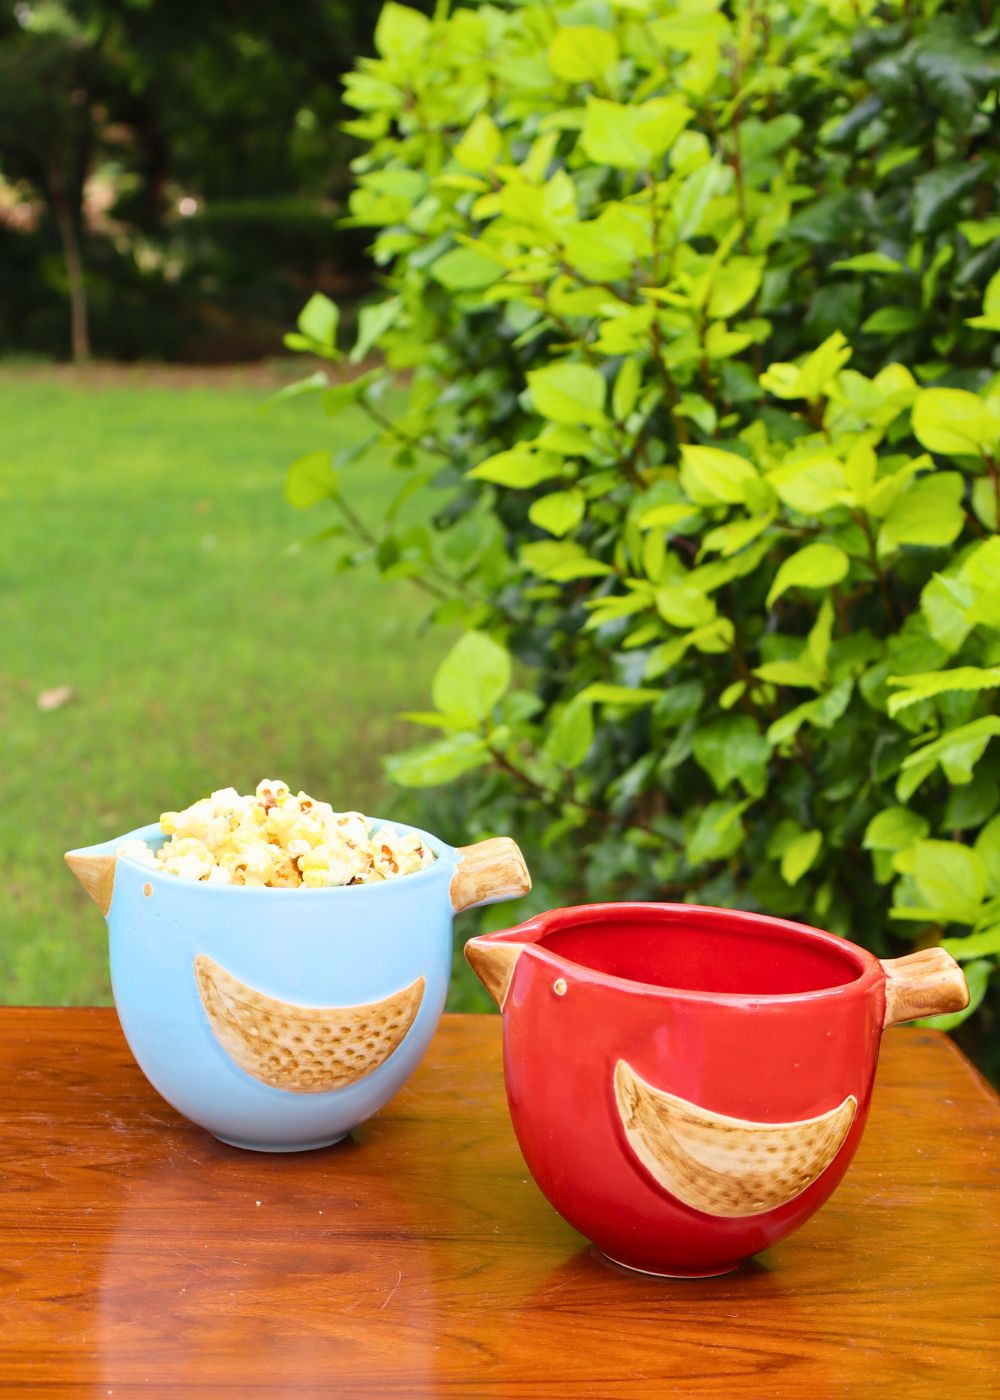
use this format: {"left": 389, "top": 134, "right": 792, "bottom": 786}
{"left": 553, "top": 978, "right": 567, "bottom": 997}
{"left": 143, "top": 882, "right": 153, "bottom": 897}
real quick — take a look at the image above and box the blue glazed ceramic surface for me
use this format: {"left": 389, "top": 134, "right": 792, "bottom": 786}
{"left": 71, "top": 820, "right": 461, "bottom": 1151}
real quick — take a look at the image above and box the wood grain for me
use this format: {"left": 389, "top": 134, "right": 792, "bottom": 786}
{"left": 0, "top": 1011, "right": 996, "bottom": 1397}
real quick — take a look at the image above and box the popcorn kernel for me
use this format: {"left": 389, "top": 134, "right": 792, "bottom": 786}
{"left": 117, "top": 780, "right": 436, "bottom": 889}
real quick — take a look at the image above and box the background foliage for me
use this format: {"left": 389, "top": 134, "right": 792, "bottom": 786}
{"left": 284, "top": 0, "right": 1000, "bottom": 1066}
{"left": 0, "top": 0, "right": 391, "bottom": 360}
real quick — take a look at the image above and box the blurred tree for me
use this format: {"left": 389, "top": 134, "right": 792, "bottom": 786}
{"left": 0, "top": 0, "right": 389, "bottom": 360}
{"left": 0, "top": 10, "right": 104, "bottom": 359}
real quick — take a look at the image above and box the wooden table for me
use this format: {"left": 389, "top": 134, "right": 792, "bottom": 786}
{"left": 0, "top": 1011, "right": 998, "bottom": 1396}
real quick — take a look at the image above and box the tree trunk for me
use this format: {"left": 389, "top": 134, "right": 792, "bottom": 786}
{"left": 50, "top": 181, "right": 90, "bottom": 363}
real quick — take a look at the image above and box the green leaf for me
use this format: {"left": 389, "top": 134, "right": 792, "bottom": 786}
{"left": 527, "top": 362, "right": 608, "bottom": 427}
{"left": 945, "top": 769, "right": 999, "bottom": 831}
{"left": 432, "top": 631, "right": 512, "bottom": 724}
{"left": 648, "top": 9, "right": 728, "bottom": 52}
{"left": 374, "top": 2, "right": 430, "bottom": 56}
{"left": 972, "top": 477, "right": 999, "bottom": 531}
{"left": 638, "top": 502, "right": 701, "bottom": 530}
{"left": 263, "top": 371, "right": 327, "bottom": 408}
{"left": 580, "top": 95, "right": 690, "bottom": 169}
{"left": 959, "top": 217, "right": 1000, "bottom": 248}
{"left": 468, "top": 448, "right": 565, "bottom": 489}
{"left": 921, "top": 573, "right": 975, "bottom": 653}
{"left": 298, "top": 293, "right": 339, "bottom": 349}
{"left": 454, "top": 113, "right": 502, "bottom": 173}
{"left": 691, "top": 715, "right": 770, "bottom": 797}
{"left": 877, "top": 473, "right": 965, "bottom": 554}
{"left": 875, "top": 145, "right": 921, "bottom": 179}
{"left": 781, "top": 830, "right": 822, "bottom": 886}
{"left": 398, "top": 710, "right": 467, "bottom": 732}
{"left": 912, "top": 163, "right": 983, "bottom": 236}
{"left": 688, "top": 537, "right": 771, "bottom": 595}
{"left": 940, "top": 929, "right": 1000, "bottom": 962}
{"left": 799, "top": 333, "right": 853, "bottom": 402}
{"left": 863, "top": 807, "right": 930, "bottom": 851}
{"left": 899, "top": 717, "right": 1000, "bottom": 798}
{"left": 965, "top": 268, "right": 1000, "bottom": 331}
{"left": 701, "top": 514, "right": 772, "bottom": 558}
{"left": 672, "top": 157, "right": 727, "bottom": 241}
{"left": 760, "top": 333, "right": 851, "bottom": 405}
{"left": 831, "top": 253, "right": 905, "bottom": 274}
{"left": 767, "top": 454, "right": 845, "bottom": 515}
{"left": 687, "top": 799, "right": 750, "bottom": 865}
{"left": 860, "top": 307, "right": 921, "bottom": 336}
{"left": 655, "top": 584, "right": 715, "bottom": 628}
{"left": 285, "top": 450, "right": 338, "bottom": 508}
{"left": 323, "top": 369, "right": 382, "bottom": 415}
{"left": 674, "top": 129, "right": 710, "bottom": 173}
{"left": 544, "top": 697, "right": 595, "bottom": 768}
{"left": 962, "top": 538, "right": 1000, "bottom": 630}
{"left": 911, "top": 389, "right": 999, "bottom": 458}
{"left": 975, "top": 815, "right": 1000, "bottom": 894}
{"left": 351, "top": 297, "right": 401, "bottom": 364}
{"left": 766, "top": 543, "right": 849, "bottom": 609}
{"left": 384, "top": 733, "right": 489, "bottom": 787}
{"left": 679, "top": 444, "right": 757, "bottom": 506}
{"left": 549, "top": 25, "right": 618, "bottom": 83}
{"left": 580, "top": 97, "right": 647, "bottom": 169}
{"left": 707, "top": 258, "right": 764, "bottom": 320}
{"left": 754, "top": 660, "right": 822, "bottom": 690}
{"left": 887, "top": 667, "right": 1000, "bottom": 717}
{"left": 806, "top": 597, "right": 834, "bottom": 674}
{"left": 910, "top": 840, "right": 987, "bottom": 925}
{"left": 676, "top": 393, "right": 717, "bottom": 436}
{"left": 578, "top": 683, "right": 661, "bottom": 706}
{"left": 705, "top": 325, "right": 754, "bottom": 359}
{"left": 430, "top": 247, "right": 502, "bottom": 291}
{"left": 528, "top": 489, "right": 585, "bottom": 537}
{"left": 544, "top": 556, "right": 614, "bottom": 581}
{"left": 766, "top": 680, "right": 852, "bottom": 746}
{"left": 613, "top": 357, "right": 641, "bottom": 422}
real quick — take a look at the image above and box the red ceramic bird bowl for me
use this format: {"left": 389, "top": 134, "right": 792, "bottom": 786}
{"left": 465, "top": 903, "right": 968, "bottom": 1279}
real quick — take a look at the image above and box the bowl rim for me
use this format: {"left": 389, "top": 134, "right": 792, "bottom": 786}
{"left": 75, "top": 816, "right": 459, "bottom": 900}
{"left": 487, "top": 901, "right": 884, "bottom": 1007}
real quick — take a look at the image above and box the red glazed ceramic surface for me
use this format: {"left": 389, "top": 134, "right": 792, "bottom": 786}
{"left": 466, "top": 903, "right": 968, "bottom": 1278}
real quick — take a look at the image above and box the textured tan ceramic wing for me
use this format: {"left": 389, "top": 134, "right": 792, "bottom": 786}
{"left": 614, "top": 1060, "right": 856, "bottom": 1219}
{"left": 194, "top": 954, "right": 424, "bottom": 1094}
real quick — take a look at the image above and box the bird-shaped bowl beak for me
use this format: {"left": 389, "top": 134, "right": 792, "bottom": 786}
{"left": 464, "top": 917, "right": 547, "bottom": 1010}
{"left": 65, "top": 842, "right": 120, "bottom": 916}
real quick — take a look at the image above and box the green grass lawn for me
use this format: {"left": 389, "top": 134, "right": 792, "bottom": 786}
{"left": 0, "top": 366, "right": 491, "bottom": 1006}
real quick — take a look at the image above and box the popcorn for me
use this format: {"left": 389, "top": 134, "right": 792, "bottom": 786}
{"left": 116, "top": 780, "right": 436, "bottom": 889}
{"left": 116, "top": 837, "right": 158, "bottom": 869}
{"left": 158, "top": 837, "right": 215, "bottom": 883}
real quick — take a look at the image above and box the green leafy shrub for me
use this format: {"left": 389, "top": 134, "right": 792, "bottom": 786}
{"left": 282, "top": 0, "right": 1000, "bottom": 1060}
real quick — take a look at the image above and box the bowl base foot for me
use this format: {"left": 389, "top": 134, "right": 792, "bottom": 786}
{"left": 598, "top": 1250, "right": 742, "bottom": 1280}
{"left": 213, "top": 1132, "right": 349, "bottom": 1154}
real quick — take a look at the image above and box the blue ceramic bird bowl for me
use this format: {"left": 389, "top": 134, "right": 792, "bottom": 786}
{"left": 66, "top": 822, "right": 530, "bottom": 1151}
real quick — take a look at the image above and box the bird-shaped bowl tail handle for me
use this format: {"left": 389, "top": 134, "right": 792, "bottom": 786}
{"left": 449, "top": 838, "right": 531, "bottom": 915}
{"left": 880, "top": 947, "right": 969, "bottom": 1028}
